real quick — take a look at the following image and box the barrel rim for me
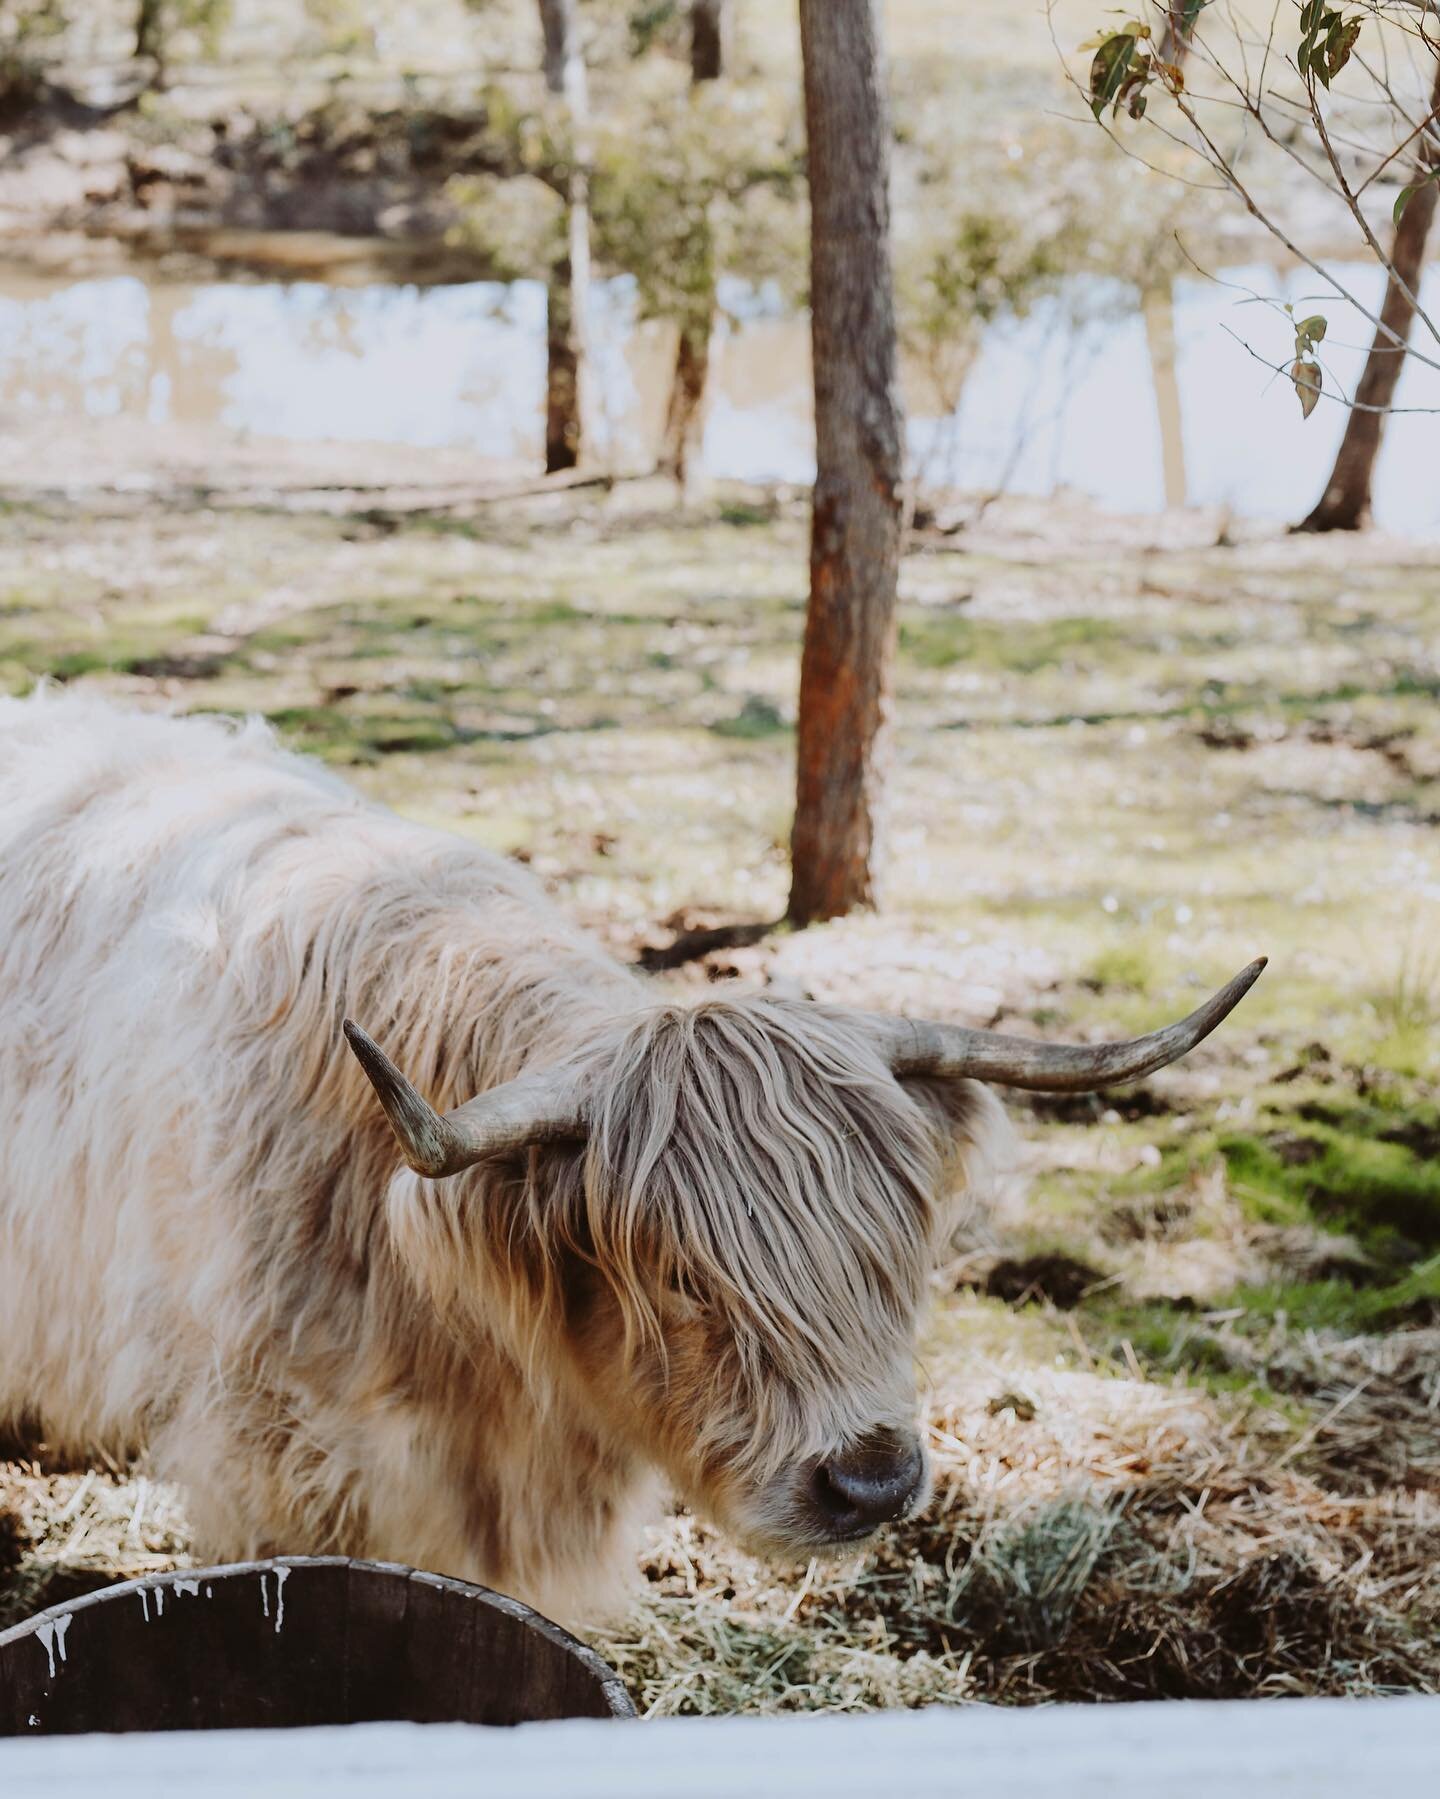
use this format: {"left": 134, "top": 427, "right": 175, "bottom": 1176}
{"left": 0, "top": 1554, "right": 637, "bottom": 1721}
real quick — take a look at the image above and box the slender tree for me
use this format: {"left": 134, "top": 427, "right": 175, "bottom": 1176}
{"left": 1145, "top": 290, "right": 1188, "bottom": 507}
{"left": 136, "top": 0, "right": 166, "bottom": 78}
{"left": 538, "top": 0, "right": 590, "bottom": 473}
{"left": 1071, "top": 2, "right": 1440, "bottom": 524}
{"left": 133, "top": 1, "right": 231, "bottom": 90}
{"left": 657, "top": 0, "right": 730, "bottom": 488}
{"left": 690, "top": 0, "right": 730, "bottom": 81}
{"left": 1300, "top": 52, "right": 1440, "bottom": 532}
{"left": 1142, "top": 0, "right": 1200, "bottom": 509}
{"left": 788, "top": 0, "right": 905, "bottom": 925}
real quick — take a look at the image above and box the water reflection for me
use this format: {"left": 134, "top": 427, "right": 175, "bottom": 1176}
{"left": 0, "top": 262, "right": 1434, "bottom": 532}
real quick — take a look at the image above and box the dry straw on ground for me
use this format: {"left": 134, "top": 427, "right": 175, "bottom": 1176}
{"left": 6, "top": 1311, "right": 1434, "bottom": 1710}
{"left": 600, "top": 1311, "right": 1439, "bottom": 1714}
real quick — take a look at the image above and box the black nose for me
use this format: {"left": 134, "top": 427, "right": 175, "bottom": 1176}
{"left": 810, "top": 1432, "right": 924, "bottom": 1538}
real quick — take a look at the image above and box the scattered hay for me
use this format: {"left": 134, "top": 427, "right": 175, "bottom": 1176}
{"left": 8, "top": 1331, "right": 1431, "bottom": 1713}
{"left": 3, "top": 1287, "right": 1434, "bottom": 1710}
{"left": 0, "top": 1461, "right": 192, "bottom": 1631}
{"left": 589, "top": 1335, "right": 1440, "bottom": 1714}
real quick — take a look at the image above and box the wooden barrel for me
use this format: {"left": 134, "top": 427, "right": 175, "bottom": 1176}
{"left": 0, "top": 1557, "right": 635, "bottom": 1735}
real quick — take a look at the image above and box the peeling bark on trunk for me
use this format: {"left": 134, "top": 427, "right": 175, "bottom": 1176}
{"left": 539, "top": 0, "right": 589, "bottom": 475}
{"left": 787, "top": 0, "right": 905, "bottom": 927}
{"left": 1299, "top": 57, "right": 1440, "bottom": 534}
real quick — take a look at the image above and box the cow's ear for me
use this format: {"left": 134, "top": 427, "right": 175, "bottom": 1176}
{"left": 899, "top": 1075, "right": 1014, "bottom": 1205}
{"left": 383, "top": 1133, "right": 588, "bottom": 1307}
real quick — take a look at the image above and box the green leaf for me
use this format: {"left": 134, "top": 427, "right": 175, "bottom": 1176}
{"left": 1300, "top": 7, "right": 1361, "bottom": 86}
{"left": 1324, "top": 17, "right": 1361, "bottom": 79}
{"left": 1291, "top": 359, "right": 1323, "bottom": 420}
{"left": 1393, "top": 168, "right": 1440, "bottom": 226}
{"left": 1089, "top": 33, "right": 1138, "bottom": 119}
{"left": 1294, "top": 314, "right": 1328, "bottom": 354}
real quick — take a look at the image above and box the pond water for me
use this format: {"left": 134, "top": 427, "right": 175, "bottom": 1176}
{"left": 0, "top": 261, "right": 1436, "bottom": 532}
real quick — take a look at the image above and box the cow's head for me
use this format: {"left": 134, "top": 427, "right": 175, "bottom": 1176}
{"left": 346, "top": 959, "right": 1263, "bottom": 1555}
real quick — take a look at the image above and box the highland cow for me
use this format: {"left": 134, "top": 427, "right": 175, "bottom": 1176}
{"left": 0, "top": 694, "right": 1262, "bottom": 1619}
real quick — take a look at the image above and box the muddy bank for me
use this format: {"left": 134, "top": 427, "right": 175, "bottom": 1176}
{"left": 0, "top": 83, "right": 508, "bottom": 281}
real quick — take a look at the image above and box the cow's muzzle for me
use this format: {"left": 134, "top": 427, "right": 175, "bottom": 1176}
{"left": 803, "top": 1429, "right": 926, "bottom": 1541}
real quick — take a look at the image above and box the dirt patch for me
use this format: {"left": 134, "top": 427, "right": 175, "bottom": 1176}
{"left": 971, "top": 1254, "right": 1105, "bottom": 1310}
{"left": 0, "top": 1510, "right": 24, "bottom": 1576}
{"left": 122, "top": 651, "right": 228, "bottom": 682}
{"left": 1274, "top": 1042, "right": 1336, "bottom": 1084}
{"left": 1295, "top": 1099, "right": 1352, "bottom": 1127}
{"left": 0, "top": 1418, "right": 93, "bottom": 1475}
{"left": 1021, "top": 1548, "right": 1430, "bottom": 1701}
{"left": 1378, "top": 1119, "right": 1440, "bottom": 1158}
{"left": 1025, "top": 1086, "right": 1177, "bottom": 1124}
{"left": 1195, "top": 717, "right": 1424, "bottom": 776}
{"left": 1266, "top": 1130, "right": 1326, "bottom": 1167}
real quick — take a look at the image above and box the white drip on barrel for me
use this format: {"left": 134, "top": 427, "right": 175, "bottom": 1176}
{"left": 34, "top": 1614, "right": 71, "bottom": 1680}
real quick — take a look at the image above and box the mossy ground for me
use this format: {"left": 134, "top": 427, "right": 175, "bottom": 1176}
{"left": 1, "top": 477, "right": 1436, "bottom": 1706}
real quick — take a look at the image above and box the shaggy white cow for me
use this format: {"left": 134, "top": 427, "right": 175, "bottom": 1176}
{"left": 0, "top": 694, "right": 1262, "bottom": 1619}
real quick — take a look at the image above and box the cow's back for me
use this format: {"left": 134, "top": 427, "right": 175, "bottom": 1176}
{"left": 0, "top": 694, "right": 422, "bottom": 1452}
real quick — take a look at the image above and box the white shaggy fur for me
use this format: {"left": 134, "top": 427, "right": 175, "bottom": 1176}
{"left": 0, "top": 692, "right": 1007, "bottom": 1621}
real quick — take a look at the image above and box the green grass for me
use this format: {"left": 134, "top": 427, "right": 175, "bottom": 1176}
{"left": 1218, "top": 1108, "right": 1440, "bottom": 1256}
{"left": 1233, "top": 1259, "right": 1440, "bottom": 1333}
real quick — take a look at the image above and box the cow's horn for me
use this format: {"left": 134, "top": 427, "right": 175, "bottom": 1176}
{"left": 343, "top": 1021, "right": 588, "bottom": 1176}
{"left": 861, "top": 957, "right": 1266, "bottom": 1092}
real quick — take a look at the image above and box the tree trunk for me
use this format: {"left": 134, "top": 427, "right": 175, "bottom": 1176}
{"left": 691, "top": 0, "right": 729, "bottom": 82}
{"left": 657, "top": 0, "right": 730, "bottom": 489}
{"left": 787, "top": 0, "right": 905, "bottom": 927}
{"left": 1144, "top": 287, "right": 1188, "bottom": 509}
{"left": 1299, "top": 56, "right": 1440, "bottom": 533}
{"left": 539, "top": 0, "right": 590, "bottom": 475}
{"left": 658, "top": 319, "right": 711, "bottom": 489}
{"left": 136, "top": 0, "right": 166, "bottom": 79}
